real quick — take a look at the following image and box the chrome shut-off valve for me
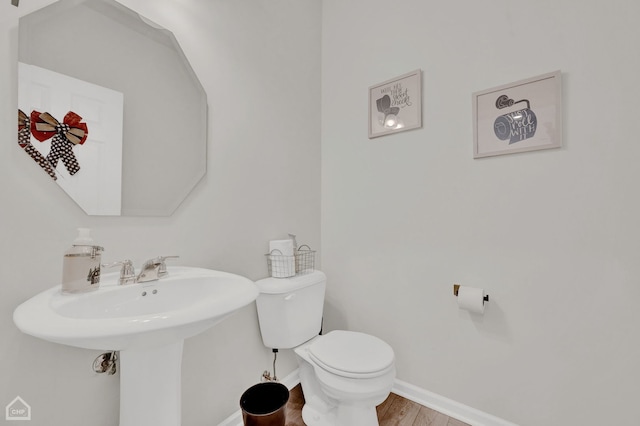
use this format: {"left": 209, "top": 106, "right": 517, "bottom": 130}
{"left": 93, "top": 351, "right": 118, "bottom": 375}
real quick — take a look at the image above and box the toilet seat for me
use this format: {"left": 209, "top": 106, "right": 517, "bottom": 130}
{"left": 308, "top": 330, "right": 394, "bottom": 379}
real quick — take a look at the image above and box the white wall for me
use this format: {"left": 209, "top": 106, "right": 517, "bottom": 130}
{"left": 321, "top": 1, "right": 640, "bottom": 425}
{"left": 6, "top": 1, "right": 640, "bottom": 425}
{"left": 0, "top": 1, "right": 320, "bottom": 425}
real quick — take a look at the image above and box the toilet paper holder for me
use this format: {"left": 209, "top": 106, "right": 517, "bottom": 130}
{"left": 453, "top": 284, "right": 489, "bottom": 302}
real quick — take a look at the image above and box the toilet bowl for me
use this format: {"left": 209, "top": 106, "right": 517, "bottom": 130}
{"left": 294, "top": 330, "right": 395, "bottom": 426}
{"left": 254, "top": 271, "right": 396, "bottom": 426}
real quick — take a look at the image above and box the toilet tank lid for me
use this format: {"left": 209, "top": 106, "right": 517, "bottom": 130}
{"left": 255, "top": 270, "right": 326, "bottom": 294}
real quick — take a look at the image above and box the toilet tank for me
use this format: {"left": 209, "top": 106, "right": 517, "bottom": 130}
{"left": 255, "top": 270, "right": 326, "bottom": 349}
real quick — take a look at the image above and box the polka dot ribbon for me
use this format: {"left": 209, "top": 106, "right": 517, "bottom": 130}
{"left": 18, "top": 109, "right": 57, "bottom": 180}
{"left": 30, "top": 111, "right": 88, "bottom": 176}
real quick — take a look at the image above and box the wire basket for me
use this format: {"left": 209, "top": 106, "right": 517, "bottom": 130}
{"left": 265, "top": 245, "right": 316, "bottom": 278}
{"left": 265, "top": 249, "right": 295, "bottom": 278}
{"left": 294, "top": 245, "right": 315, "bottom": 275}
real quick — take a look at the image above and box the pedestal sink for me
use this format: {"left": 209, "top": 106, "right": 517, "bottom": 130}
{"left": 13, "top": 266, "right": 258, "bottom": 426}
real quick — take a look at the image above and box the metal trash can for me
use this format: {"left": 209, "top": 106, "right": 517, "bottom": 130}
{"left": 240, "top": 382, "right": 289, "bottom": 426}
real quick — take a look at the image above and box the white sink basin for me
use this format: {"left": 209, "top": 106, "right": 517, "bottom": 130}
{"left": 14, "top": 266, "right": 258, "bottom": 350}
{"left": 13, "top": 266, "right": 258, "bottom": 426}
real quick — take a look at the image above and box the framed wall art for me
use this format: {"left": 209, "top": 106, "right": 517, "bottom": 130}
{"left": 368, "top": 69, "right": 422, "bottom": 139}
{"left": 472, "top": 70, "right": 562, "bottom": 158}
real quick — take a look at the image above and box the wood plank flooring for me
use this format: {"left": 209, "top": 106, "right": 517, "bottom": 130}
{"left": 284, "top": 384, "right": 470, "bottom": 426}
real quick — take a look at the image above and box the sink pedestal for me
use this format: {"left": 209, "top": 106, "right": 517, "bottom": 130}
{"left": 119, "top": 341, "right": 184, "bottom": 426}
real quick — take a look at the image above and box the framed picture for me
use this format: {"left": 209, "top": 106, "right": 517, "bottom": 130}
{"left": 368, "top": 69, "right": 422, "bottom": 138}
{"left": 472, "top": 70, "right": 562, "bottom": 158}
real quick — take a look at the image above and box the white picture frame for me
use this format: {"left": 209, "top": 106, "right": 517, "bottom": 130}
{"left": 368, "top": 69, "right": 422, "bottom": 139}
{"left": 472, "top": 70, "right": 562, "bottom": 158}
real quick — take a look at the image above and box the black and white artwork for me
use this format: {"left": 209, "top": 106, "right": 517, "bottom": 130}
{"left": 493, "top": 95, "right": 537, "bottom": 144}
{"left": 473, "top": 71, "right": 562, "bottom": 158}
{"left": 369, "top": 70, "right": 422, "bottom": 138}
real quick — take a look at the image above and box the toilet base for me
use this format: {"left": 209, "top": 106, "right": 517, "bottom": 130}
{"left": 301, "top": 404, "right": 335, "bottom": 426}
{"left": 302, "top": 401, "right": 380, "bottom": 426}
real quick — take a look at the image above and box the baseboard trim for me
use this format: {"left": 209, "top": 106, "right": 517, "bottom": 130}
{"left": 218, "top": 370, "right": 518, "bottom": 426}
{"left": 392, "top": 379, "right": 519, "bottom": 426}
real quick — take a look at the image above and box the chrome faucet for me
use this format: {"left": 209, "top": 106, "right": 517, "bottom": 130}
{"left": 102, "top": 259, "right": 136, "bottom": 285}
{"left": 103, "top": 256, "right": 179, "bottom": 285}
{"left": 136, "top": 256, "right": 179, "bottom": 283}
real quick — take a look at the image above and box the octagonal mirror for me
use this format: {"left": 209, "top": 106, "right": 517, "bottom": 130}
{"left": 18, "top": 0, "right": 207, "bottom": 216}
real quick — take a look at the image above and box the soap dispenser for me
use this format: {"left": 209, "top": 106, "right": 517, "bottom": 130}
{"left": 62, "top": 228, "right": 104, "bottom": 293}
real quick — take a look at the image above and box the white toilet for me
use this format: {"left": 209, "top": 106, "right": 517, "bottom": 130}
{"left": 255, "top": 270, "right": 396, "bottom": 426}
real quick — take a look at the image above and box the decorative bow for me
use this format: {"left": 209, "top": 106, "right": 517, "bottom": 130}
{"left": 18, "top": 109, "right": 57, "bottom": 180}
{"left": 18, "top": 109, "right": 30, "bottom": 148}
{"left": 30, "top": 111, "right": 88, "bottom": 176}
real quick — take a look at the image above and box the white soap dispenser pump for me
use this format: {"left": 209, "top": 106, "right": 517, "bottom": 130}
{"left": 61, "top": 228, "right": 104, "bottom": 293}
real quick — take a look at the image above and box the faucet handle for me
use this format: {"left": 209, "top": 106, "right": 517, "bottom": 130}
{"left": 157, "top": 255, "right": 180, "bottom": 262}
{"left": 156, "top": 256, "right": 179, "bottom": 278}
{"left": 102, "top": 259, "right": 136, "bottom": 285}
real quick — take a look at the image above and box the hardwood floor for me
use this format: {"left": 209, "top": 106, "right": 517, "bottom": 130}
{"left": 283, "top": 384, "right": 306, "bottom": 426}
{"left": 284, "top": 385, "right": 470, "bottom": 426}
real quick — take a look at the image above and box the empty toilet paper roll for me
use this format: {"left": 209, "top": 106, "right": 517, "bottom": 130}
{"left": 457, "top": 286, "right": 487, "bottom": 314}
{"left": 269, "top": 239, "right": 295, "bottom": 256}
